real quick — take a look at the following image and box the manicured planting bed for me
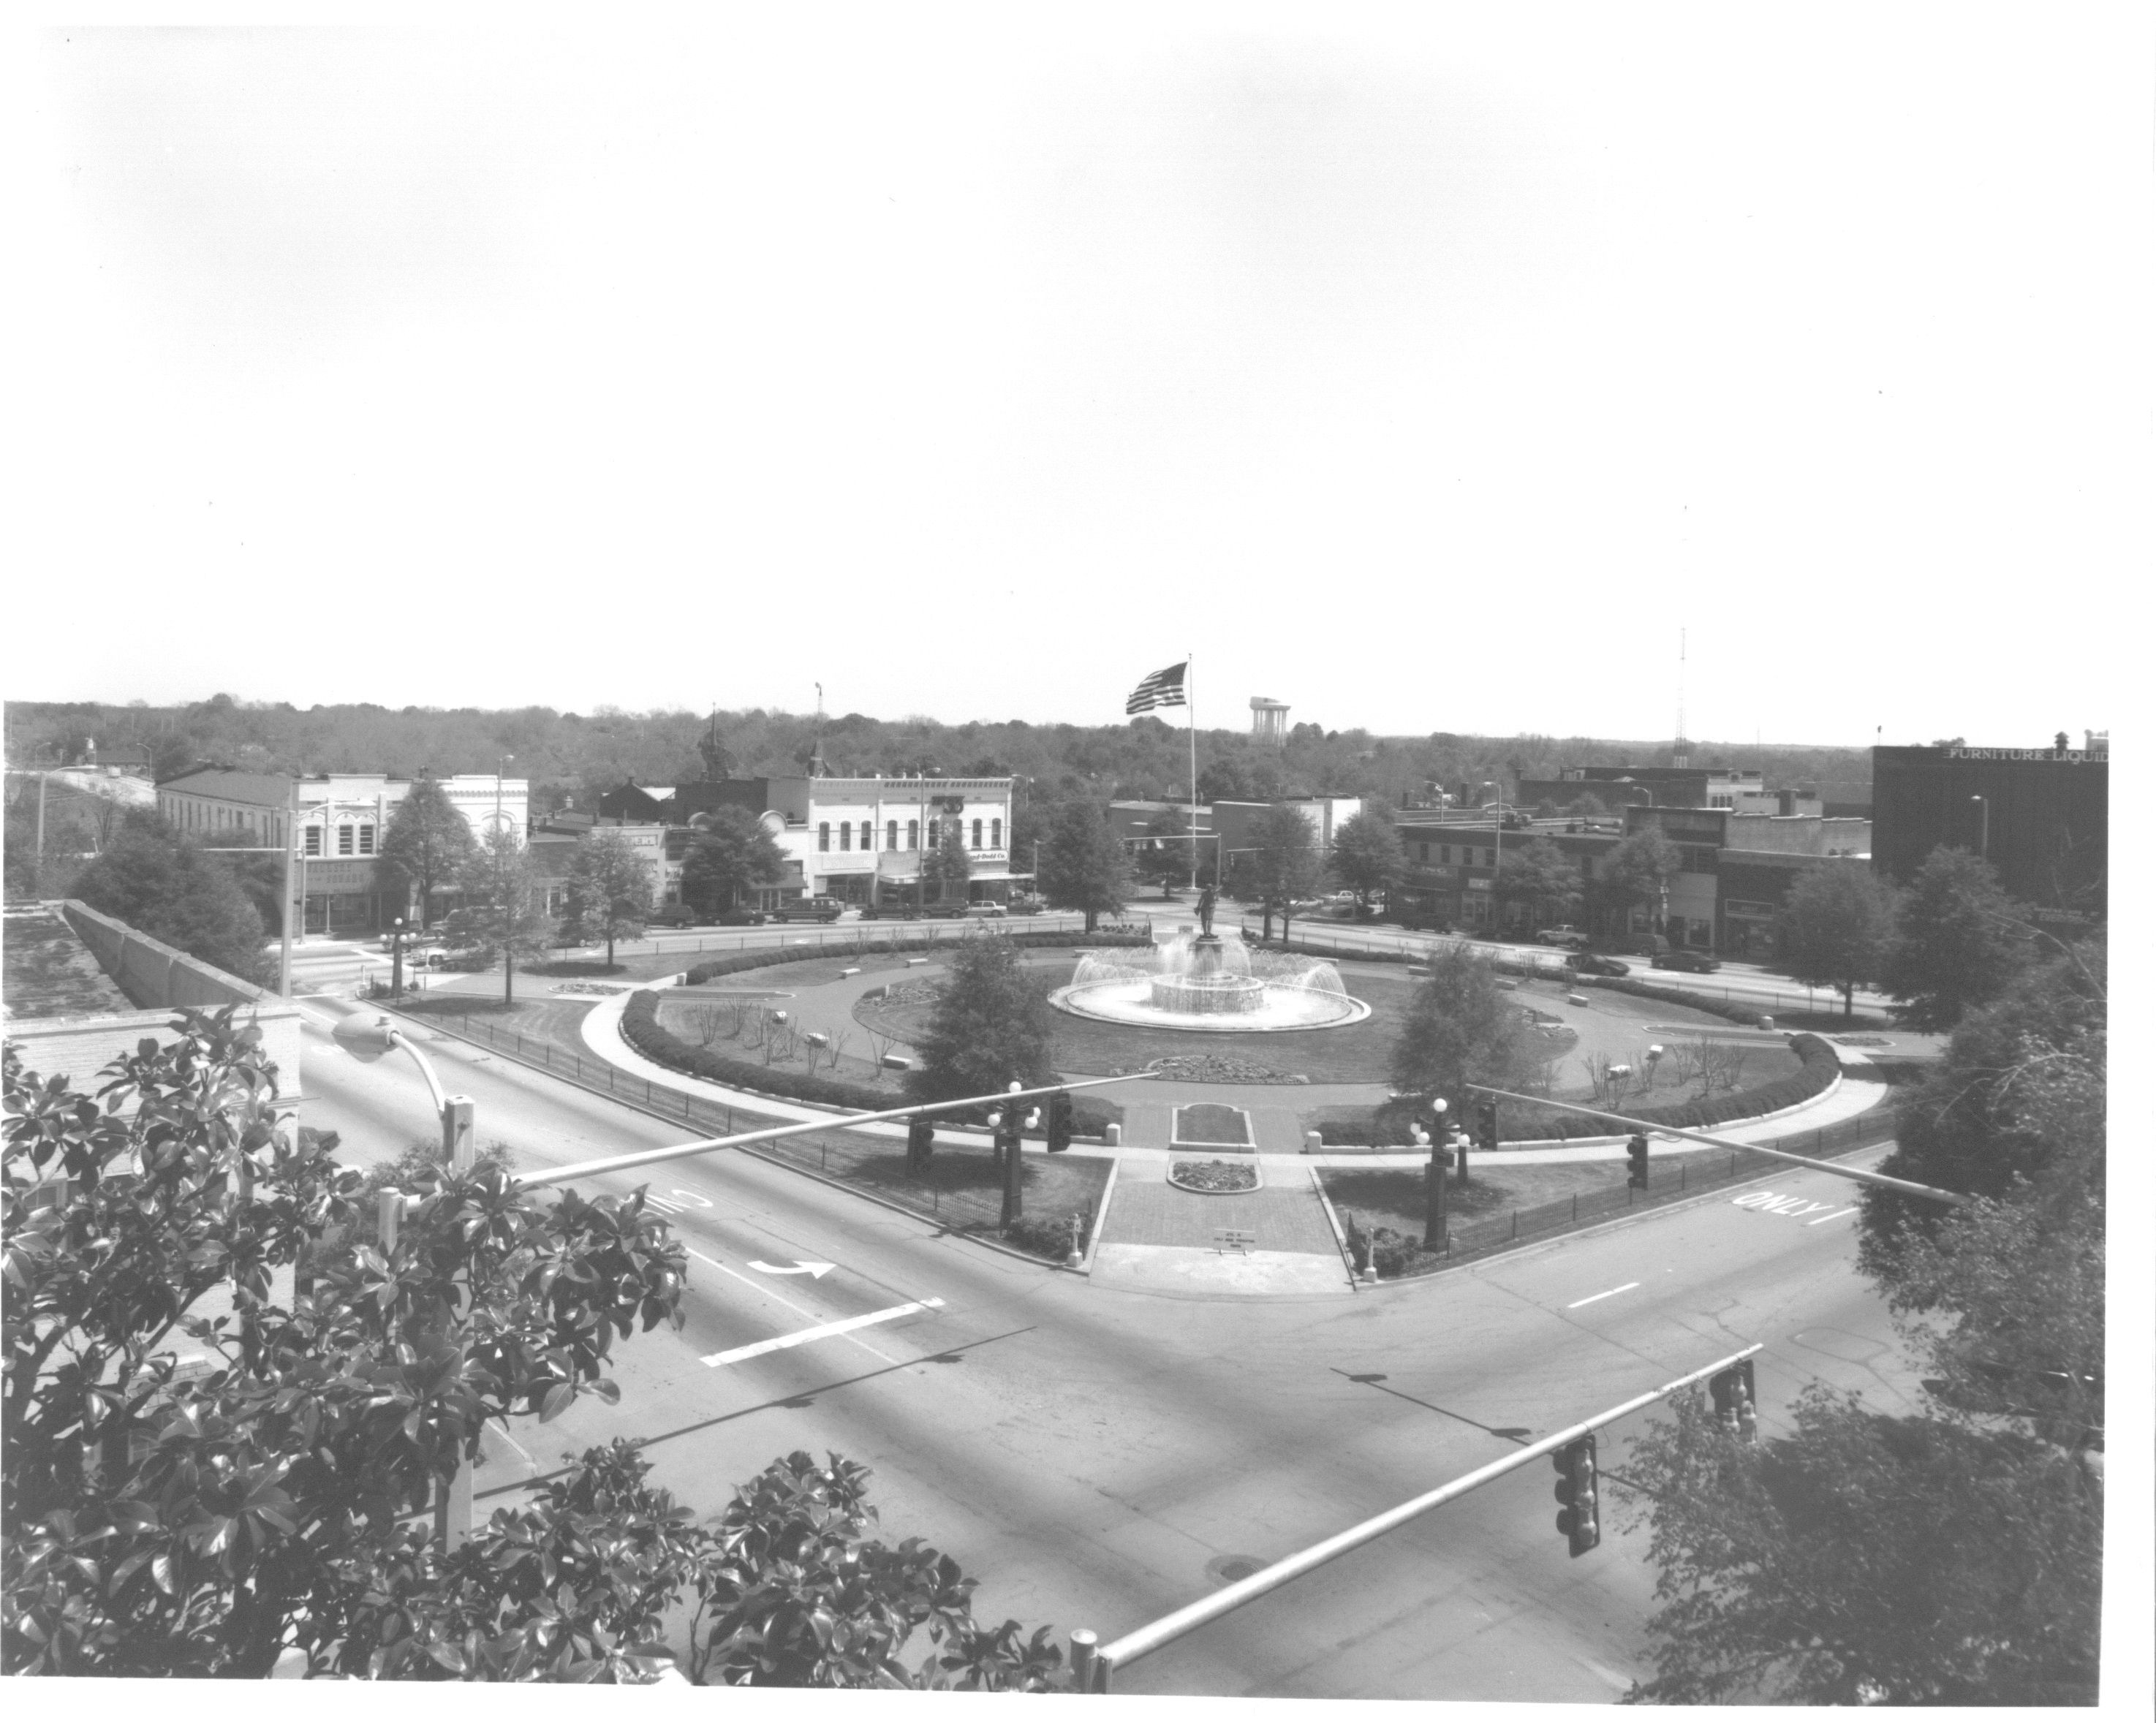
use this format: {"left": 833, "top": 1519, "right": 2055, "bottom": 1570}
{"left": 1170, "top": 1159, "right": 1259, "bottom": 1193}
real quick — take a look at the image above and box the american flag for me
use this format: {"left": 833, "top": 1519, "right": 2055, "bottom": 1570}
{"left": 1124, "top": 661, "right": 1187, "bottom": 715}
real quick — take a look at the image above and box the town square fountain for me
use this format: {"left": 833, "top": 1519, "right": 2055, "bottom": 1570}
{"left": 1051, "top": 926, "right": 1370, "bottom": 1033}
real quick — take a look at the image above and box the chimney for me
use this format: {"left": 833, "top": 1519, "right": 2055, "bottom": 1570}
{"left": 2054, "top": 731, "right": 2069, "bottom": 752}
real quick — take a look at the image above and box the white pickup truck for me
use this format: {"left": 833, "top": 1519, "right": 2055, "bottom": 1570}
{"left": 1534, "top": 925, "right": 1589, "bottom": 949}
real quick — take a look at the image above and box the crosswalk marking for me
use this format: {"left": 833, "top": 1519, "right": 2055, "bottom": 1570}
{"left": 701, "top": 1298, "right": 945, "bottom": 1368}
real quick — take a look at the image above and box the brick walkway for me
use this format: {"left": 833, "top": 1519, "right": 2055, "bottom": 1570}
{"left": 1098, "top": 1162, "right": 1342, "bottom": 1257}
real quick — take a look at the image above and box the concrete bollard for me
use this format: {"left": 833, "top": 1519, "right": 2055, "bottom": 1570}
{"left": 1303, "top": 1129, "right": 1323, "bottom": 1154}
{"left": 1103, "top": 1122, "right": 1122, "bottom": 1146}
{"left": 1758, "top": 1015, "right": 1775, "bottom": 1032}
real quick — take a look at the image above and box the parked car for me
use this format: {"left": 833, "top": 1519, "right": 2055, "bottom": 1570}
{"left": 1564, "top": 953, "right": 1631, "bottom": 977}
{"left": 1653, "top": 950, "right": 1722, "bottom": 973}
{"left": 1535, "top": 925, "right": 1589, "bottom": 949}
{"left": 861, "top": 902, "right": 918, "bottom": 920}
{"left": 647, "top": 903, "right": 702, "bottom": 928}
{"left": 773, "top": 897, "right": 843, "bottom": 923}
{"left": 1007, "top": 893, "right": 1047, "bottom": 914}
{"left": 920, "top": 901, "right": 968, "bottom": 919}
{"left": 715, "top": 907, "right": 768, "bottom": 925}
{"left": 963, "top": 901, "right": 1007, "bottom": 917}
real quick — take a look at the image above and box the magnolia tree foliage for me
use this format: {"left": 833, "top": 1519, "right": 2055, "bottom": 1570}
{"left": 3, "top": 1016, "right": 1065, "bottom": 1685}
{"left": 1388, "top": 945, "right": 1542, "bottom": 1115}
{"left": 1, "top": 1012, "right": 686, "bottom": 1677}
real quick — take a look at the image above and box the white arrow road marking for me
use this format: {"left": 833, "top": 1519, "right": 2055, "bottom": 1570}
{"left": 702, "top": 1298, "right": 945, "bottom": 1368}
{"left": 1567, "top": 1281, "right": 1641, "bottom": 1309}
{"left": 749, "top": 1260, "right": 837, "bottom": 1279}
{"left": 670, "top": 1189, "right": 714, "bottom": 1207}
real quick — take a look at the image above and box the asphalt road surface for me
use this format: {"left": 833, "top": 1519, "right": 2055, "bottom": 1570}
{"left": 296, "top": 995, "right": 1913, "bottom": 1701}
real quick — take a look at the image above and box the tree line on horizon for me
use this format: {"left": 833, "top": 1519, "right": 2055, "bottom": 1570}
{"left": 6, "top": 693, "right": 1871, "bottom": 818}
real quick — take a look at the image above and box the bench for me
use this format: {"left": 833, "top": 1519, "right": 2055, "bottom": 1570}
{"left": 1212, "top": 1227, "right": 1258, "bottom": 1255}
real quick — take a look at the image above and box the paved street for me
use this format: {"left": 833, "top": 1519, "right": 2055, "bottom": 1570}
{"left": 295, "top": 991, "right": 1915, "bottom": 1700}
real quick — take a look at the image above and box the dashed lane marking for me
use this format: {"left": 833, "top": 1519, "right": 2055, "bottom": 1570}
{"left": 701, "top": 1298, "right": 946, "bottom": 1368}
{"left": 1567, "top": 1281, "right": 1641, "bottom": 1309}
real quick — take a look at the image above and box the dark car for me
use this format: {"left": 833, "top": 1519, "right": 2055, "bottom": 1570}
{"left": 715, "top": 907, "right": 768, "bottom": 925}
{"left": 1653, "top": 950, "right": 1722, "bottom": 973}
{"left": 1564, "top": 953, "right": 1631, "bottom": 977}
{"left": 648, "top": 903, "right": 702, "bottom": 928}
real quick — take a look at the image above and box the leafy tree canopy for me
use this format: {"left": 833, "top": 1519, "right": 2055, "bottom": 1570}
{"left": 1881, "top": 845, "right": 2032, "bottom": 1030}
{"left": 444, "top": 828, "right": 553, "bottom": 1001}
{"left": 1244, "top": 803, "right": 1324, "bottom": 939}
{"left": 678, "top": 806, "right": 788, "bottom": 914}
{"left": 903, "top": 936, "right": 1057, "bottom": 1106}
{"left": 1492, "top": 836, "right": 1578, "bottom": 921}
{"left": 1327, "top": 806, "right": 1407, "bottom": 906}
{"left": 1388, "top": 945, "right": 1544, "bottom": 1113}
{"left": 1037, "top": 801, "right": 1130, "bottom": 932}
{"left": 377, "top": 774, "right": 477, "bottom": 930}
{"left": 1598, "top": 829, "right": 1681, "bottom": 909}
{"left": 561, "top": 828, "right": 654, "bottom": 963}
{"left": 71, "top": 809, "right": 272, "bottom": 986}
{"left": 1778, "top": 860, "right": 1899, "bottom": 1016}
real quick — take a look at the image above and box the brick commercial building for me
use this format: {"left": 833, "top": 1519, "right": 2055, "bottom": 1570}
{"left": 1872, "top": 735, "right": 2107, "bottom": 915}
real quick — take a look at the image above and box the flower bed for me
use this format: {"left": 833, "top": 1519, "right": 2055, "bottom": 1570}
{"left": 1169, "top": 1159, "right": 1260, "bottom": 1193}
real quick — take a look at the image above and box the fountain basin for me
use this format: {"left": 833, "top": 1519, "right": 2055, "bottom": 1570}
{"left": 1051, "top": 930, "right": 1370, "bottom": 1033}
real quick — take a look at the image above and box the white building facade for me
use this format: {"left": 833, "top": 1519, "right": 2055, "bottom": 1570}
{"left": 156, "top": 769, "right": 527, "bottom": 933}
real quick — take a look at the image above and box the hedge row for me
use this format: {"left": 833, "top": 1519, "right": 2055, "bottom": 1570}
{"left": 619, "top": 986, "right": 1121, "bottom": 1134}
{"left": 1315, "top": 1033, "right": 1842, "bottom": 1146}
{"left": 1593, "top": 974, "right": 1772, "bottom": 1027}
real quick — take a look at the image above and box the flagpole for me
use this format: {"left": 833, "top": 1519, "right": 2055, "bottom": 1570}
{"left": 1187, "top": 654, "right": 1198, "bottom": 892}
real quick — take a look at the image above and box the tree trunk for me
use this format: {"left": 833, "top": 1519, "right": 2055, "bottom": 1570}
{"left": 606, "top": 933, "right": 616, "bottom": 966}
{"left": 1842, "top": 982, "right": 1854, "bottom": 1018}
{"left": 503, "top": 950, "right": 514, "bottom": 1005}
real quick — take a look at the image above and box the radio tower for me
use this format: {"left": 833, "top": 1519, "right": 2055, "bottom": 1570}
{"left": 1673, "top": 629, "right": 1690, "bottom": 768}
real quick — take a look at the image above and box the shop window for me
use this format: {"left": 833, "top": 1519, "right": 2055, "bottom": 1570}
{"left": 887, "top": 820, "right": 898, "bottom": 851}
{"left": 304, "top": 827, "right": 322, "bottom": 857}
{"left": 971, "top": 819, "right": 983, "bottom": 849}
{"left": 818, "top": 822, "right": 831, "bottom": 852}
{"left": 839, "top": 823, "right": 851, "bottom": 851}
{"left": 338, "top": 825, "right": 355, "bottom": 857}
{"left": 907, "top": 819, "right": 919, "bottom": 850}
{"left": 359, "top": 824, "right": 376, "bottom": 855}
{"left": 991, "top": 819, "right": 1002, "bottom": 849}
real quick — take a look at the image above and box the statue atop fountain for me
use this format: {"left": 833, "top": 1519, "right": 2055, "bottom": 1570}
{"left": 1196, "top": 885, "right": 1216, "bottom": 938}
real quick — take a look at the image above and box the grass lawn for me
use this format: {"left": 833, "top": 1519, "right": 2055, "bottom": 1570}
{"left": 1320, "top": 1148, "right": 1722, "bottom": 1232}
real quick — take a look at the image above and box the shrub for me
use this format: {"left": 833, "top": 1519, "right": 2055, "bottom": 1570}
{"left": 1343, "top": 1219, "right": 1423, "bottom": 1278}
{"left": 1002, "top": 1211, "right": 1087, "bottom": 1260}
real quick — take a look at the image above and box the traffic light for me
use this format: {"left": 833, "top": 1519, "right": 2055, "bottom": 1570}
{"left": 906, "top": 1113, "right": 935, "bottom": 1175}
{"left": 1474, "top": 1099, "right": 1499, "bottom": 1155}
{"left": 1626, "top": 1133, "right": 1649, "bottom": 1190}
{"left": 1709, "top": 1360, "right": 1758, "bottom": 1440}
{"left": 1552, "top": 1435, "right": 1601, "bottom": 1556}
{"left": 1045, "top": 1090, "right": 1074, "bottom": 1153}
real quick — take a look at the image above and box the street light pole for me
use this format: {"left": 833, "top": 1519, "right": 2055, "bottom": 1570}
{"left": 1970, "top": 794, "right": 1989, "bottom": 859}
{"left": 331, "top": 1014, "right": 477, "bottom": 1548}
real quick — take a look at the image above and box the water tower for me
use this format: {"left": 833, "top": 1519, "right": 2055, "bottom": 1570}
{"left": 1250, "top": 697, "right": 1289, "bottom": 745}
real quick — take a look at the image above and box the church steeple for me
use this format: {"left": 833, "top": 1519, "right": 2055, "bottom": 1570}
{"left": 697, "top": 709, "right": 733, "bottom": 782}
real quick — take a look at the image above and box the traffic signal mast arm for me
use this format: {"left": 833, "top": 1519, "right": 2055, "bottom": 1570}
{"left": 1462, "top": 1084, "right": 1971, "bottom": 1208}
{"left": 514, "top": 1072, "right": 1148, "bottom": 1192}
{"left": 1070, "top": 1344, "right": 1764, "bottom": 1693}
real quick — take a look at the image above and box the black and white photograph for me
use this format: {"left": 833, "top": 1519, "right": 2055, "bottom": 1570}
{"left": 3, "top": 5, "right": 2144, "bottom": 1710}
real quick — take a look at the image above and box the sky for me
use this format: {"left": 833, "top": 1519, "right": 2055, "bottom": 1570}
{"left": 5, "top": 5, "right": 2149, "bottom": 749}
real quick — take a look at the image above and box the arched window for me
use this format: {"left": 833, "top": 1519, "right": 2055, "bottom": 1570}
{"left": 887, "top": 820, "right": 898, "bottom": 851}
{"left": 907, "top": 819, "right": 919, "bottom": 850}
{"left": 971, "top": 819, "right": 983, "bottom": 849}
{"left": 818, "top": 822, "right": 831, "bottom": 852}
{"left": 991, "top": 818, "right": 1002, "bottom": 850}
{"left": 839, "top": 822, "right": 850, "bottom": 851}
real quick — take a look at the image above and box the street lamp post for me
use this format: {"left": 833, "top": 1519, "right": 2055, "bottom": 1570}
{"left": 331, "top": 1013, "right": 477, "bottom": 1549}
{"left": 1421, "top": 1097, "right": 1450, "bottom": 1249}
{"left": 389, "top": 916, "right": 406, "bottom": 1000}
{"left": 1970, "top": 794, "right": 1989, "bottom": 860}
{"left": 1481, "top": 780, "right": 1515, "bottom": 941}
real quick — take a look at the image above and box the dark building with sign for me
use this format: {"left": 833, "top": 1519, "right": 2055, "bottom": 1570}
{"left": 1872, "top": 735, "right": 2107, "bottom": 915}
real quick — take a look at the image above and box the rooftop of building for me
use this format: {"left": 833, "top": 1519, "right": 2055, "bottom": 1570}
{"left": 1, "top": 904, "right": 136, "bottom": 1021}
